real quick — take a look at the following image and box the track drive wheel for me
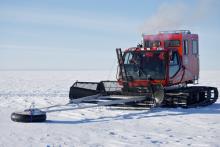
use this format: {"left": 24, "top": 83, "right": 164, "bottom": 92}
{"left": 152, "top": 84, "right": 164, "bottom": 105}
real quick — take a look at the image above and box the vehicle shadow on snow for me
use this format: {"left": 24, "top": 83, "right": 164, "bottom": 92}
{"left": 46, "top": 103, "right": 220, "bottom": 125}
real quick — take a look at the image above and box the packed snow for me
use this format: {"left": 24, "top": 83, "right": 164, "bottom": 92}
{"left": 0, "top": 70, "right": 220, "bottom": 147}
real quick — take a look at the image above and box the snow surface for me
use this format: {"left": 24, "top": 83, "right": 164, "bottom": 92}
{"left": 0, "top": 70, "right": 220, "bottom": 147}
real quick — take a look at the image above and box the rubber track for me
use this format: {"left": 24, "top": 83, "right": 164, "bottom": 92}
{"left": 163, "top": 86, "right": 218, "bottom": 108}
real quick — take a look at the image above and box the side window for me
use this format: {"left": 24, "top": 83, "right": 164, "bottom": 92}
{"left": 144, "top": 41, "right": 151, "bottom": 48}
{"left": 192, "top": 40, "right": 198, "bottom": 54}
{"left": 144, "top": 40, "right": 161, "bottom": 48}
{"left": 151, "top": 40, "right": 161, "bottom": 47}
{"left": 170, "top": 52, "right": 179, "bottom": 66}
{"left": 183, "top": 40, "right": 188, "bottom": 55}
{"left": 124, "top": 52, "right": 133, "bottom": 64}
{"left": 165, "top": 40, "right": 180, "bottom": 48}
{"left": 169, "top": 52, "right": 180, "bottom": 77}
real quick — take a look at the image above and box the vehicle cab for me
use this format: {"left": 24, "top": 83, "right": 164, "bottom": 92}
{"left": 143, "top": 30, "right": 199, "bottom": 86}
{"left": 117, "top": 30, "right": 199, "bottom": 88}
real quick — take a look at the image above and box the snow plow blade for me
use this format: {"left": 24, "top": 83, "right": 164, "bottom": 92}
{"left": 69, "top": 81, "right": 122, "bottom": 100}
{"left": 69, "top": 81, "right": 165, "bottom": 107}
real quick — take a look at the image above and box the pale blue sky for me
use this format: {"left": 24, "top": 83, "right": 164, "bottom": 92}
{"left": 0, "top": 0, "right": 220, "bottom": 70}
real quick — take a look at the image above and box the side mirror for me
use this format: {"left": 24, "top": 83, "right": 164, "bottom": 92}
{"left": 137, "top": 44, "right": 143, "bottom": 48}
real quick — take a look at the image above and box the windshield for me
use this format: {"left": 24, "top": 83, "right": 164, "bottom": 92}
{"left": 123, "top": 51, "right": 167, "bottom": 80}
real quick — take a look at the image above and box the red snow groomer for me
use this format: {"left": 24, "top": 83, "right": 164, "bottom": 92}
{"left": 69, "top": 30, "right": 218, "bottom": 108}
{"left": 11, "top": 30, "right": 219, "bottom": 123}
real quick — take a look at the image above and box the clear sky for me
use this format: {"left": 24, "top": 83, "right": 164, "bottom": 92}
{"left": 0, "top": 0, "right": 220, "bottom": 70}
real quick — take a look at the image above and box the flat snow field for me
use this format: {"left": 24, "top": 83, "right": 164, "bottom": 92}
{"left": 0, "top": 70, "right": 220, "bottom": 147}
